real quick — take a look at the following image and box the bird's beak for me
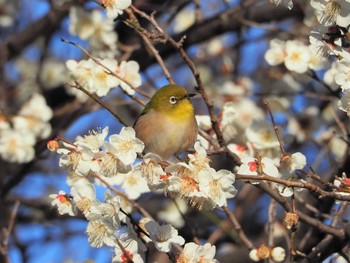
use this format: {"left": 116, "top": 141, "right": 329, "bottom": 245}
{"left": 182, "top": 93, "right": 196, "bottom": 100}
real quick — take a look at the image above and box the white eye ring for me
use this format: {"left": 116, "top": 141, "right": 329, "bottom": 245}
{"left": 169, "top": 96, "right": 177, "bottom": 105}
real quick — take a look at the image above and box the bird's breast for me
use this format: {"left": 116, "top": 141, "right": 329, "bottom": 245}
{"left": 134, "top": 108, "right": 197, "bottom": 159}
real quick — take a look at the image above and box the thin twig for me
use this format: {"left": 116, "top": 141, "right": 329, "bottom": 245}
{"left": 257, "top": 183, "right": 345, "bottom": 239}
{"left": 298, "top": 168, "right": 334, "bottom": 188}
{"left": 72, "top": 82, "right": 129, "bottom": 127}
{"left": 264, "top": 100, "right": 286, "bottom": 155}
{"left": 267, "top": 197, "right": 276, "bottom": 248}
{"left": 129, "top": 6, "right": 224, "bottom": 147}
{"left": 125, "top": 8, "right": 175, "bottom": 84}
{"left": 222, "top": 206, "right": 254, "bottom": 250}
{"left": 0, "top": 201, "right": 20, "bottom": 263}
{"left": 236, "top": 173, "right": 350, "bottom": 202}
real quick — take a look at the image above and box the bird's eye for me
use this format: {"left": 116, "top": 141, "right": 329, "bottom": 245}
{"left": 169, "top": 96, "right": 177, "bottom": 105}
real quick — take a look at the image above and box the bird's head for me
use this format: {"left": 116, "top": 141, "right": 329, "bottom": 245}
{"left": 147, "top": 84, "right": 196, "bottom": 116}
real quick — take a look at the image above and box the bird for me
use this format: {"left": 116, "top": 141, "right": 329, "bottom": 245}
{"left": 133, "top": 84, "right": 198, "bottom": 160}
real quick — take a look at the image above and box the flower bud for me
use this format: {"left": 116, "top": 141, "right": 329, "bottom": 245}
{"left": 284, "top": 212, "right": 299, "bottom": 230}
{"left": 256, "top": 244, "right": 271, "bottom": 260}
{"left": 47, "top": 140, "right": 59, "bottom": 152}
{"left": 271, "top": 246, "right": 286, "bottom": 262}
{"left": 249, "top": 249, "right": 260, "bottom": 262}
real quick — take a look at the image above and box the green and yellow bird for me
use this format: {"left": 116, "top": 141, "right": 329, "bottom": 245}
{"left": 134, "top": 84, "right": 198, "bottom": 160}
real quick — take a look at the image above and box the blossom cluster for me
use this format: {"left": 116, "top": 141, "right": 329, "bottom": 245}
{"left": 197, "top": 97, "right": 308, "bottom": 198}
{"left": 48, "top": 126, "right": 232, "bottom": 261}
{"left": 265, "top": 39, "right": 325, "bottom": 74}
{"left": 69, "top": 7, "right": 119, "bottom": 58}
{"left": 269, "top": 0, "right": 350, "bottom": 117}
{"left": 66, "top": 57, "right": 141, "bottom": 99}
{"left": 249, "top": 244, "right": 286, "bottom": 262}
{"left": 0, "top": 94, "right": 52, "bottom": 163}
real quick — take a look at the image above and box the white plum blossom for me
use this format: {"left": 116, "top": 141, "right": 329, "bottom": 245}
{"left": 284, "top": 40, "right": 311, "bottom": 73}
{"left": 165, "top": 162, "right": 207, "bottom": 208}
{"left": 309, "top": 26, "right": 333, "bottom": 59}
{"left": 92, "top": 59, "right": 120, "bottom": 96}
{"left": 88, "top": 190, "right": 121, "bottom": 223}
{"left": 8, "top": 93, "right": 54, "bottom": 141}
{"left": 334, "top": 59, "right": 350, "bottom": 91}
{"left": 220, "top": 77, "right": 253, "bottom": 98}
{"left": 310, "top": 0, "right": 350, "bottom": 27}
{"left": 176, "top": 242, "right": 218, "bottom": 263}
{"left": 166, "top": 150, "right": 237, "bottom": 210}
{"left": 245, "top": 120, "right": 280, "bottom": 150}
{"left": 280, "top": 152, "right": 307, "bottom": 174}
{"left": 188, "top": 142, "right": 210, "bottom": 173}
{"left": 102, "top": 0, "right": 131, "bottom": 19}
{"left": 220, "top": 102, "right": 236, "bottom": 128}
{"left": 69, "top": 7, "right": 119, "bottom": 58}
{"left": 144, "top": 220, "right": 185, "bottom": 252}
{"left": 237, "top": 156, "right": 279, "bottom": 184}
{"left": 173, "top": 7, "right": 195, "bottom": 33}
{"left": 49, "top": 190, "right": 77, "bottom": 216}
{"left": 198, "top": 168, "right": 237, "bottom": 208}
{"left": 322, "top": 129, "right": 348, "bottom": 162}
{"left": 39, "top": 58, "right": 66, "bottom": 89}
{"left": 207, "top": 37, "right": 225, "bottom": 56}
{"left": 12, "top": 115, "right": 51, "bottom": 140}
{"left": 338, "top": 89, "right": 350, "bottom": 116}
{"left": 98, "top": 146, "right": 132, "bottom": 179}
{"left": 108, "top": 127, "right": 144, "bottom": 165}
{"left": 19, "top": 93, "right": 53, "bottom": 122}
{"left": 275, "top": 153, "right": 306, "bottom": 197}
{"left": 86, "top": 218, "right": 117, "bottom": 248}
{"left": 308, "top": 46, "right": 328, "bottom": 70}
{"left": 324, "top": 60, "right": 344, "bottom": 89}
{"left": 113, "top": 219, "right": 146, "bottom": 262}
{"left": 70, "top": 177, "right": 97, "bottom": 218}
{"left": 195, "top": 115, "right": 212, "bottom": 131}
{"left": 116, "top": 60, "right": 142, "bottom": 95}
{"left": 69, "top": 7, "right": 96, "bottom": 39}
{"left": 234, "top": 98, "right": 265, "bottom": 129}
{"left": 265, "top": 39, "right": 286, "bottom": 66}
{"left": 66, "top": 59, "right": 95, "bottom": 88}
{"left": 56, "top": 130, "right": 104, "bottom": 177}
{"left": 75, "top": 127, "right": 109, "bottom": 153}
{"left": 309, "top": 25, "right": 347, "bottom": 59}
{"left": 220, "top": 99, "right": 264, "bottom": 143}
{"left": 226, "top": 99, "right": 264, "bottom": 130}
{"left": 137, "top": 153, "right": 166, "bottom": 190}
{"left": 66, "top": 58, "right": 120, "bottom": 97}
{"left": 59, "top": 145, "right": 100, "bottom": 177}
{"left": 120, "top": 169, "right": 150, "bottom": 200}
{"left": 266, "top": 38, "right": 327, "bottom": 73}
{"left": 0, "top": 128, "right": 35, "bottom": 163}
{"left": 226, "top": 143, "right": 253, "bottom": 159}
{"left": 0, "top": 115, "right": 9, "bottom": 131}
